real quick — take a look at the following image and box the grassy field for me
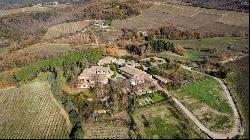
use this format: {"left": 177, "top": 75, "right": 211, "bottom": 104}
{"left": 185, "top": 49, "right": 204, "bottom": 62}
{"left": 0, "top": 7, "right": 51, "bottom": 18}
{"left": 156, "top": 37, "right": 249, "bottom": 63}
{"left": 133, "top": 100, "right": 206, "bottom": 139}
{"left": 15, "top": 43, "right": 74, "bottom": 55}
{"left": 174, "top": 76, "right": 234, "bottom": 133}
{"left": 0, "top": 4, "right": 68, "bottom": 18}
{"left": 0, "top": 81, "right": 72, "bottom": 139}
{"left": 175, "top": 76, "right": 232, "bottom": 113}
{"left": 156, "top": 51, "right": 190, "bottom": 64}
{"left": 225, "top": 56, "right": 249, "bottom": 138}
{"left": 173, "top": 37, "right": 249, "bottom": 50}
{"left": 151, "top": 91, "right": 165, "bottom": 102}
{"left": 173, "top": 37, "right": 249, "bottom": 62}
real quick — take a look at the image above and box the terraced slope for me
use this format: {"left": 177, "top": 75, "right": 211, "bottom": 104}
{"left": 44, "top": 21, "right": 89, "bottom": 39}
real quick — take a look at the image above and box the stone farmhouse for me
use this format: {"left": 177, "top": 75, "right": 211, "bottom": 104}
{"left": 153, "top": 75, "right": 171, "bottom": 84}
{"left": 119, "top": 65, "right": 156, "bottom": 86}
{"left": 78, "top": 66, "right": 113, "bottom": 88}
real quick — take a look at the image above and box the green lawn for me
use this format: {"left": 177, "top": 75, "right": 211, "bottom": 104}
{"left": 157, "top": 52, "right": 189, "bottom": 64}
{"left": 144, "top": 117, "right": 186, "bottom": 139}
{"left": 32, "top": 72, "right": 50, "bottom": 82}
{"left": 173, "top": 37, "right": 249, "bottom": 62}
{"left": 173, "top": 37, "right": 249, "bottom": 49}
{"left": 175, "top": 76, "right": 233, "bottom": 114}
{"left": 150, "top": 91, "right": 165, "bottom": 102}
{"left": 186, "top": 49, "right": 203, "bottom": 61}
{"left": 133, "top": 101, "right": 205, "bottom": 139}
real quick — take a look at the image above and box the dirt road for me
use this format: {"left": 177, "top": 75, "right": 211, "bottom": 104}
{"left": 155, "top": 66, "right": 243, "bottom": 139}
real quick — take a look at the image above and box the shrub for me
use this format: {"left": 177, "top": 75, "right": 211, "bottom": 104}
{"left": 174, "top": 45, "right": 186, "bottom": 56}
{"left": 148, "top": 39, "right": 175, "bottom": 53}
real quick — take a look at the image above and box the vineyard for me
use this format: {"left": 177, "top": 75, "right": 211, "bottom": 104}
{"left": 84, "top": 123, "right": 129, "bottom": 139}
{"left": 44, "top": 21, "right": 90, "bottom": 39}
{"left": 0, "top": 82, "right": 72, "bottom": 139}
{"left": 225, "top": 56, "right": 249, "bottom": 138}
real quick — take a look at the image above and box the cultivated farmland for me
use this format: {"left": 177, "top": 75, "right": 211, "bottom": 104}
{"left": 112, "top": 2, "right": 249, "bottom": 36}
{"left": 0, "top": 7, "right": 51, "bottom": 18}
{"left": 44, "top": 21, "right": 90, "bottom": 39}
{"left": 0, "top": 82, "right": 72, "bottom": 139}
{"left": 84, "top": 122, "right": 129, "bottom": 139}
{"left": 218, "top": 11, "right": 249, "bottom": 27}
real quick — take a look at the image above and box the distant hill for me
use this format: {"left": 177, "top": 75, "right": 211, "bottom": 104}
{"left": 180, "top": 0, "right": 249, "bottom": 12}
{"left": 0, "top": 0, "right": 91, "bottom": 10}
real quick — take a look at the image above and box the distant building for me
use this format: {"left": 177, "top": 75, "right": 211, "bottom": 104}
{"left": 137, "top": 31, "right": 148, "bottom": 37}
{"left": 33, "top": 4, "right": 42, "bottom": 7}
{"left": 93, "top": 21, "right": 111, "bottom": 30}
{"left": 119, "top": 65, "right": 155, "bottom": 86}
{"left": 78, "top": 66, "right": 113, "bottom": 88}
{"left": 100, "top": 23, "right": 110, "bottom": 29}
{"left": 46, "top": 2, "right": 59, "bottom": 5}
